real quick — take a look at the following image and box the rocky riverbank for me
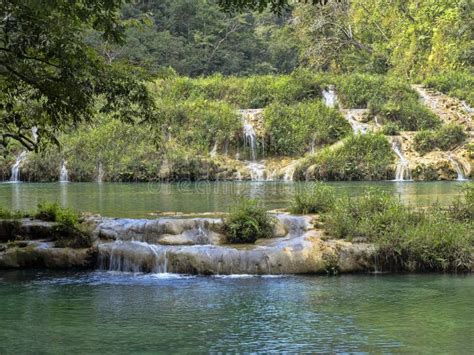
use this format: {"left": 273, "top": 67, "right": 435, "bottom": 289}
{"left": 0, "top": 215, "right": 376, "bottom": 274}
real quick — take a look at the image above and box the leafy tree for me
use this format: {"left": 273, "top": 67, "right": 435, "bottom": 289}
{"left": 0, "top": 0, "right": 156, "bottom": 152}
{"left": 91, "top": 0, "right": 299, "bottom": 76}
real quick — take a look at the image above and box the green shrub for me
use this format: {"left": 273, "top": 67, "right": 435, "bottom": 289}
{"left": 291, "top": 182, "right": 336, "bottom": 214}
{"left": 264, "top": 101, "right": 351, "bottom": 156}
{"left": 224, "top": 198, "right": 275, "bottom": 244}
{"left": 35, "top": 202, "right": 78, "bottom": 226}
{"left": 446, "top": 184, "right": 474, "bottom": 222}
{"left": 424, "top": 71, "right": 474, "bottom": 106}
{"left": 295, "top": 133, "right": 394, "bottom": 181}
{"left": 0, "top": 208, "right": 28, "bottom": 219}
{"left": 374, "top": 98, "right": 441, "bottom": 131}
{"left": 413, "top": 131, "right": 437, "bottom": 154}
{"left": 335, "top": 74, "right": 439, "bottom": 130}
{"left": 414, "top": 124, "right": 467, "bottom": 154}
{"left": 436, "top": 125, "right": 467, "bottom": 150}
{"left": 35, "top": 202, "right": 92, "bottom": 248}
{"left": 336, "top": 73, "right": 386, "bottom": 108}
{"left": 322, "top": 190, "right": 473, "bottom": 272}
{"left": 381, "top": 122, "right": 400, "bottom": 136}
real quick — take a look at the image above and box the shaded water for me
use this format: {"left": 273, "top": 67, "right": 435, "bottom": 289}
{"left": 0, "top": 181, "right": 468, "bottom": 217}
{"left": 0, "top": 271, "right": 472, "bottom": 353}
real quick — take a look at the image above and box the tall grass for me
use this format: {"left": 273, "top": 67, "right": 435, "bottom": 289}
{"left": 319, "top": 185, "right": 474, "bottom": 272}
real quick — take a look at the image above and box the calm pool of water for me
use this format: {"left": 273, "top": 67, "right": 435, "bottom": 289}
{"left": 0, "top": 181, "right": 469, "bottom": 217}
{"left": 0, "top": 271, "right": 472, "bottom": 353}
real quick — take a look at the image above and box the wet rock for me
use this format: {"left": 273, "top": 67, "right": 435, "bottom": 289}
{"left": 97, "top": 227, "right": 377, "bottom": 275}
{"left": 0, "top": 242, "right": 96, "bottom": 269}
{"left": 272, "top": 220, "right": 288, "bottom": 238}
{"left": 0, "top": 219, "right": 56, "bottom": 242}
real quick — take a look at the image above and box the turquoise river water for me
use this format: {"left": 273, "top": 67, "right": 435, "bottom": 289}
{"left": 0, "top": 181, "right": 470, "bottom": 217}
{"left": 0, "top": 271, "right": 473, "bottom": 353}
{"left": 0, "top": 181, "right": 472, "bottom": 353}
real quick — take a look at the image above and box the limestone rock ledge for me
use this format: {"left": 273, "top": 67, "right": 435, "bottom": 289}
{"left": 0, "top": 216, "right": 376, "bottom": 274}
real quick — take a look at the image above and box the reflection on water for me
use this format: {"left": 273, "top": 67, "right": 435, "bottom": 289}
{"left": 0, "top": 181, "right": 469, "bottom": 217}
{"left": 0, "top": 271, "right": 472, "bottom": 353}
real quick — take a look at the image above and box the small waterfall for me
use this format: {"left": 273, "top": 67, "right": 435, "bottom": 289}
{"left": 239, "top": 110, "right": 266, "bottom": 181}
{"left": 210, "top": 142, "right": 218, "bottom": 158}
{"left": 59, "top": 161, "right": 69, "bottom": 182}
{"left": 10, "top": 151, "right": 27, "bottom": 182}
{"left": 242, "top": 119, "right": 258, "bottom": 160}
{"left": 322, "top": 86, "right": 338, "bottom": 108}
{"left": 282, "top": 161, "right": 298, "bottom": 182}
{"left": 344, "top": 111, "right": 370, "bottom": 134}
{"left": 391, "top": 141, "right": 412, "bottom": 181}
{"left": 374, "top": 116, "right": 381, "bottom": 128}
{"left": 447, "top": 154, "right": 467, "bottom": 181}
{"left": 310, "top": 138, "right": 316, "bottom": 153}
{"left": 461, "top": 101, "right": 473, "bottom": 114}
{"left": 98, "top": 241, "right": 170, "bottom": 273}
{"left": 97, "top": 162, "right": 104, "bottom": 183}
{"left": 31, "top": 126, "right": 38, "bottom": 143}
{"left": 246, "top": 161, "right": 266, "bottom": 181}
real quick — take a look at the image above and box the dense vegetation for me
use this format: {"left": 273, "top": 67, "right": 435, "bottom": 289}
{"left": 294, "top": 134, "right": 394, "bottom": 181}
{"left": 424, "top": 71, "right": 474, "bottom": 106}
{"left": 290, "top": 182, "right": 335, "bottom": 214}
{"left": 93, "top": 0, "right": 472, "bottom": 80}
{"left": 414, "top": 124, "right": 467, "bottom": 155}
{"left": 223, "top": 198, "right": 274, "bottom": 243}
{"left": 264, "top": 101, "right": 350, "bottom": 155}
{"left": 1, "top": 0, "right": 472, "bottom": 183}
{"left": 294, "top": 183, "right": 474, "bottom": 272}
{"left": 0, "top": 202, "right": 91, "bottom": 248}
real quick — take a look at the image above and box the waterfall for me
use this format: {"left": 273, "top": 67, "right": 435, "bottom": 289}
{"left": 391, "top": 141, "right": 412, "bottom": 181}
{"left": 246, "top": 161, "right": 266, "bottom": 181}
{"left": 99, "top": 241, "right": 170, "bottom": 273}
{"left": 31, "top": 126, "right": 38, "bottom": 143}
{"left": 341, "top": 109, "right": 371, "bottom": 135}
{"left": 282, "top": 161, "right": 298, "bottom": 182}
{"left": 210, "top": 142, "right": 218, "bottom": 158}
{"left": 59, "top": 161, "right": 69, "bottom": 182}
{"left": 447, "top": 154, "right": 467, "bottom": 181}
{"left": 97, "top": 162, "right": 104, "bottom": 183}
{"left": 310, "top": 138, "right": 316, "bottom": 153}
{"left": 10, "top": 151, "right": 27, "bottom": 183}
{"left": 322, "top": 86, "right": 338, "bottom": 108}
{"left": 239, "top": 110, "right": 267, "bottom": 181}
{"left": 242, "top": 118, "right": 258, "bottom": 160}
{"left": 461, "top": 101, "right": 473, "bottom": 114}
{"left": 345, "top": 114, "right": 368, "bottom": 134}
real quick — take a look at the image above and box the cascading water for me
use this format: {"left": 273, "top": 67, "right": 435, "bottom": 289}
{"left": 391, "top": 141, "right": 412, "bottom": 181}
{"left": 97, "top": 162, "right": 104, "bottom": 183}
{"left": 10, "top": 151, "right": 27, "bottom": 183}
{"left": 322, "top": 88, "right": 369, "bottom": 134}
{"left": 282, "top": 161, "right": 298, "bottom": 182}
{"left": 95, "top": 215, "right": 313, "bottom": 275}
{"left": 31, "top": 126, "right": 38, "bottom": 143}
{"left": 59, "top": 161, "right": 69, "bottom": 182}
{"left": 447, "top": 154, "right": 467, "bottom": 181}
{"left": 246, "top": 161, "right": 266, "bottom": 181}
{"left": 99, "top": 241, "right": 170, "bottom": 273}
{"left": 210, "top": 142, "right": 218, "bottom": 158}
{"left": 242, "top": 119, "right": 258, "bottom": 161}
{"left": 322, "top": 86, "right": 338, "bottom": 108}
{"left": 345, "top": 113, "right": 369, "bottom": 134}
{"left": 240, "top": 110, "right": 266, "bottom": 181}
